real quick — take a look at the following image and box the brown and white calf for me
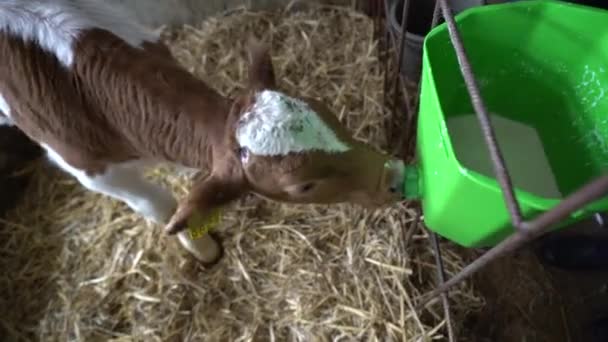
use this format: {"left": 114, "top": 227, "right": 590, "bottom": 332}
{"left": 0, "top": 0, "right": 406, "bottom": 265}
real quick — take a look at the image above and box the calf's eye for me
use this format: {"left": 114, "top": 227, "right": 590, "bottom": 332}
{"left": 238, "top": 147, "right": 250, "bottom": 162}
{"left": 300, "top": 183, "right": 315, "bottom": 192}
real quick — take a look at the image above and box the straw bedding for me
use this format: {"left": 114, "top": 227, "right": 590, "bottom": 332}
{"left": 0, "top": 5, "right": 483, "bottom": 341}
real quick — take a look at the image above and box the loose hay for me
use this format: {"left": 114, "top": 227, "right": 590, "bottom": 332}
{"left": 0, "top": 5, "right": 483, "bottom": 342}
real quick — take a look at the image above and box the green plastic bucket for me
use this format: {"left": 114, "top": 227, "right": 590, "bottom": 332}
{"left": 409, "top": 0, "right": 608, "bottom": 247}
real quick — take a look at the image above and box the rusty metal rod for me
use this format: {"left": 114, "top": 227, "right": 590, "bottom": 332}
{"left": 377, "top": 0, "right": 404, "bottom": 154}
{"left": 404, "top": 0, "right": 443, "bottom": 159}
{"left": 431, "top": 0, "right": 442, "bottom": 28}
{"left": 430, "top": 231, "right": 455, "bottom": 342}
{"left": 386, "top": 28, "right": 413, "bottom": 115}
{"left": 388, "top": 0, "right": 455, "bottom": 335}
{"left": 379, "top": 0, "right": 456, "bottom": 333}
{"left": 522, "top": 177, "right": 608, "bottom": 231}
{"left": 418, "top": 174, "right": 608, "bottom": 307}
{"left": 391, "top": 0, "right": 411, "bottom": 150}
{"left": 381, "top": 0, "right": 395, "bottom": 144}
{"left": 379, "top": 0, "right": 608, "bottom": 319}
{"left": 381, "top": 0, "right": 391, "bottom": 119}
{"left": 382, "top": 0, "right": 413, "bottom": 158}
{"left": 438, "top": 0, "right": 525, "bottom": 229}
{"left": 393, "top": 0, "right": 410, "bottom": 100}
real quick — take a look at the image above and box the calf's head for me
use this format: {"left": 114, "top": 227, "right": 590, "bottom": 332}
{"left": 165, "top": 41, "right": 406, "bottom": 234}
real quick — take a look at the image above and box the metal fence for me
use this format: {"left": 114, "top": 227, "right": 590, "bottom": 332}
{"left": 366, "top": 0, "right": 608, "bottom": 340}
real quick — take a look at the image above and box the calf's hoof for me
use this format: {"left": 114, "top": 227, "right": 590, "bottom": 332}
{"left": 177, "top": 230, "right": 224, "bottom": 267}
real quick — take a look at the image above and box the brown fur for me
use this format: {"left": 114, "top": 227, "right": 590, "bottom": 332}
{"left": 0, "top": 28, "right": 233, "bottom": 175}
{"left": 0, "top": 24, "right": 405, "bottom": 252}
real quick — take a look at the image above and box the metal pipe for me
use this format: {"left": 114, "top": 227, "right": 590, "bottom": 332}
{"left": 430, "top": 231, "right": 455, "bottom": 342}
{"left": 418, "top": 175, "right": 608, "bottom": 307}
{"left": 437, "top": 0, "right": 525, "bottom": 229}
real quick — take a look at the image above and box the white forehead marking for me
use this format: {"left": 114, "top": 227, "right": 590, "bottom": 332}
{"left": 0, "top": 0, "right": 158, "bottom": 68}
{"left": 235, "top": 90, "right": 351, "bottom": 156}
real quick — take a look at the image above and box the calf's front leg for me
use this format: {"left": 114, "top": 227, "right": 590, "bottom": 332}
{"left": 76, "top": 163, "right": 223, "bottom": 265}
{"left": 44, "top": 145, "right": 225, "bottom": 265}
{"left": 165, "top": 168, "right": 249, "bottom": 266}
{"left": 44, "top": 147, "right": 177, "bottom": 224}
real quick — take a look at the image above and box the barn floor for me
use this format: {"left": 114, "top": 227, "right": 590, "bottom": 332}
{"left": 1, "top": 160, "right": 595, "bottom": 342}
{"left": 462, "top": 248, "right": 570, "bottom": 342}
{"left": 1, "top": 4, "right": 606, "bottom": 342}
{"left": 2, "top": 142, "right": 604, "bottom": 339}
{"left": 456, "top": 215, "right": 608, "bottom": 342}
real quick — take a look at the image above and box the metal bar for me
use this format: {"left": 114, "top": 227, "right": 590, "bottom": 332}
{"left": 372, "top": 0, "right": 382, "bottom": 44}
{"left": 387, "top": 1, "right": 456, "bottom": 337}
{"left": 391, "top": 0, "right": 412, "bottom": 147}
{"left": 379, "top": 0, "right": 412, "bottom": 179}
{"left": 382, "top": 41, "right": 391, "bottom": 119}
{"left": 382, "top": 0, "right": 393, "bottom": 143}
{"left": 378, "top": 0, "right": 457, "bottom": 334}
{"left": 430, "top": 231, "right": 455, "bottom": 342}
{"left": 377, "top": 0, "right": 608, "bottom": 319}
{"left": 431, "top": 0, "right": 442, "bottom": 28}
{"left": 386, "top": 27, "right": 413, "bottom": 115}
{"left": 381, "top": 0, "right": 390, "bottom": 110}
{"left": 394, "top": 0, "right": 410, "bottom": 83}
{"left": 403, "top": 0, "right": 442, "bottom": 160}
{"left": 403, "top": 205, "right": 421, "bottom": 248}
{"left": 522, "top": 176, "right": 608, "bottom": 231}
{"left": 418, "top": 175, "right": 608, "bottom": 307}
{"left": 383, "top": 1, "right": 413, "bottom": 158}
{"left": 438, "top": 0, "right": 525, "bottom": 229}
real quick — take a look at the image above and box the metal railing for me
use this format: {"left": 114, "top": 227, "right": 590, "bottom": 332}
{"left": 367, "top": 0, "right": 608, "bottom": 339}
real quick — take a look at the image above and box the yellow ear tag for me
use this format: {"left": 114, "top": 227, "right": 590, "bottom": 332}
{"left": 186, "top": 208, "right": 222, "bottom": 240}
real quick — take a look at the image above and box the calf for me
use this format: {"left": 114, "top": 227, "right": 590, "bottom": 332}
{"left": 0, "top": 0, "right": 407, "bottom": 265}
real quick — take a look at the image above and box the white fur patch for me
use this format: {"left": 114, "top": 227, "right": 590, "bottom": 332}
{"left": 0, "top": 0, "right": 158, "bottom": 68}
{"left": 235, "top": 90, "right": 350, "bottom": 156}
{"left": 42, "top": 143, "right": 177, "bottom": 224}
{"left": 0, "top": 94, "right": 13, "bottom": 126}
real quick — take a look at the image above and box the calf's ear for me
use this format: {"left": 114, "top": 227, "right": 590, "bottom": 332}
{"left": 246, "top": 36, "right": 277, "bottom": 91}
